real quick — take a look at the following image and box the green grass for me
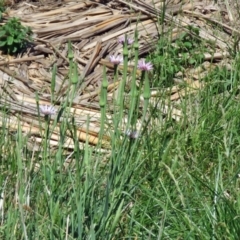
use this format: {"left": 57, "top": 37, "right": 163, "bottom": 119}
{"left": 1, "top": 12, "right": 240, "bottom": 240}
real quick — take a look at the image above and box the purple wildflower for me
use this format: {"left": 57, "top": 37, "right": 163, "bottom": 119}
{"left": 127, "top": 38, "right": 134, "bottom": 45}
{"left": 39, "top": 105, "right": 56, "bottom": 116}
{"left": 109, "top": 55, "right": 123, "bottom": 65}
{"left": 118, "top": 36, "right": 134, "bottom": 45}
{"left": 137, "top": 59, "right": 153, "bottom": 71}
{"left": 118, "top": 36, "right": 125, "bottom": 44}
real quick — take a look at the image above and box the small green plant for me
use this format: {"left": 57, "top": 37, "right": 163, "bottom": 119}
{"left": 0, "top": 0, "right": 6, "bottom": 20}
{"left": 175, "top": 27, "right": 205, "bottom": 65}
{"left": 150, "top": 26, "right": 212, "bottom": 88}
{"left": 0, "top": 17, "right": 33, "bottom": 54}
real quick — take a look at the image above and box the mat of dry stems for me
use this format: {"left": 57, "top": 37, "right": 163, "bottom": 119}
{"left": 0, "top": 0, "right": 237, "bottom": 152}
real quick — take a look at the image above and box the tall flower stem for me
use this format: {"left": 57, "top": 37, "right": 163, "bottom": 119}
{"left": 117, "top": 36, "right": 129, "bottom": 126}
{"left": 99, "top": 66, "right": 108, "bottom": 142}
{"left": 128, "top": 30, "right": 139, "bottom": 130}
{"left": 112, "top": 64, "right": 118, "bottom": 101}
{"left": 141, "top": 72, "right": 150, "bottom": 129}
{"left": 43, "top": 115, "right": 49, "bottom": 151}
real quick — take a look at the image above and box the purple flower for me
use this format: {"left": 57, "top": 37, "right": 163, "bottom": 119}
{"left": 137, "top": 59, "right": 153, "bottom": 71}
{"left": 118, "top": 36, "right": 134, "bottom": 45}
{"left": 39, "top": 105, "right": 56, "bottom": 116}
{"left": 109, "top": 55, "right": 123, "bottom": 65}
{"left": 118, "top": 36, "right": 125, "bottom": 44}
{"left": 127, "top": 38, "right": 134, "bottom": 45}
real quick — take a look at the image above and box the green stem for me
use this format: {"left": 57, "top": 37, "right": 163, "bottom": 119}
{"left": 127, "top": 30, "right": 139, "bottom": 130}
{"left": 99, "top": 66, "right": 108, "bottom": 142}
{"left": 117, "top": 39, "right": 129, "bottom": 126}
{"left": 141, "top": 72, "right": 150, "bottom": 129}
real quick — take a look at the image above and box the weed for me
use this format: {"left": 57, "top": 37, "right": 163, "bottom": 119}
{"left": 0, "top": 17, "right": 32, "bottom": 54}
{"left": 149, "top": 26, "right": 213, "bottom": 88}
{"left": 0, "top": 0, "right": 6, "bottom": 20}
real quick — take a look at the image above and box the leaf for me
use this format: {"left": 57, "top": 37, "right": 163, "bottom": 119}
{"left": 189, "top": 58, "right": 196, "bottom": 65}
{"left": 13, "top": 38, "right": 21, "bottom": 43}
{"left": 12, "top": 46, "right": 17, "bottom": 53}
{"left": 7, "top": 36, "right": 13, "bottom": 45}
{"left": 0, "top": 30, "right": 6, "bottom": 38}
{"left": 184, "top": 42, "right": 192, "bottom": 49}
{"left": 0, "top": 40, "right": 6, "bottom": 47}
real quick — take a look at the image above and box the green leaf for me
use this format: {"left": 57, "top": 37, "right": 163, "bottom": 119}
{"left": 189, "top": 58, "right": 196, "bottom": 65}
{"left": 0, "top": 30, "right": 6, "bottom": 38}
{"left": 12, "top": 46, "right": 17, "bottom": 53}
{"left": 184, "top": 42, "right": 192, "bottom": 49}
{"left": 0, "top": 40, "right": 6, "bottom": 47}
{"left": 7, "top": 36, "right": 13, "bottom": 45}
{"left": 13, "top": 38, "right": 21, "bottom": 43}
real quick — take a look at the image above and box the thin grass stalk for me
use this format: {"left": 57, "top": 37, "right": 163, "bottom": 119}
{"left": 99, "top": 66, "right": 108, "bottom": 142}
{"left": 67, "top": 61, "right": 78, "bottom": 108}
{"left": 16, "top": 123, "right": 28, "bottom": 240}
{"left": 113, "top": 64, "right": 118, "bottom": 97}
{"left": 35, "top": 93, "right": 44, "bottom": 133}
{"left": 109, "top": 199, "right": 125, "bottom": 233}
{"left": 71, "top": 122, "right": 85, "bottom": 238}
{"left": 64, "top": 39, "right": 76, "bottom": 109}
{"left": 128, "top": 30, "right": 139, "bottom": 130}
{"left": 112, "top": 63, "right": 121, "bottom": 136}
{"left": 64, "top": 41, "right": 78, "bottom": 112}
{"left": 0, "top": 177, "right": 7, "bottom": 225}
{"left": 51, "top": 64, "right": 57, "bottom": 104}
{"left": 117, "top": 35, "right": 129, "bottom": 125}
{"left": 73, "top": 162, "right": 85, "bottom": 238}
{"left": 65, "top": 215, "right": 70, "bottom": 240}
{"left": 138, "top": 71, "right": 147, "bottom": 125}
{"left": 212, "top": 152, "right": 222, "bottom": 239}
{"left": 35, "top": 90, "right": 55, "bottom": 169}
{"left": 55, "top": 42, "right": 79, "bottom": 162}
{"left": 68, "top": 40, "right": 74, "bottom": 78}
{"left": 42, "top": 115, "right": 51, "bottom": 178}
{"left": 81, "top": 117, "right": 95, "bottom": 237}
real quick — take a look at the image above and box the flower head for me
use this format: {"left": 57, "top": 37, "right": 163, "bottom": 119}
{"left": 127, "top": 38, "right": 134, "bottom": 45}
{"left": 39, "top": 105, "right": 56, "bottom": 116}
{"left": 109, "top": 55, "right": 123, "bottom": 65}
{"left": 137, "top": 59, "right": 153, "bottom": 71}
{"left": 118, "top": 36, "right": 134, "bottom": 45}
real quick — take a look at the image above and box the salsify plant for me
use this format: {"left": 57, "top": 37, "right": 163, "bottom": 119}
{"left": 96, "top": 30, "right": 154, "bottom": 238}
{"left": 100, "top": 31, "right": 153, "bottom": 136}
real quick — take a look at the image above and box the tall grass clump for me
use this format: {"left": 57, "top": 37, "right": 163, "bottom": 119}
{"left": 123, "top": 50, "right": 240, "bottom": 239}
{"left": 0, "top": 33, "right": 154, "bottom": 239}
